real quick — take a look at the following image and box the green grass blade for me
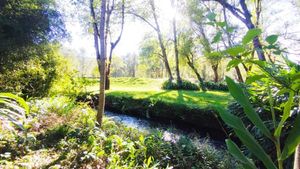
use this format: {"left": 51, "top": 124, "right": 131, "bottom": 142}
{"left": 281, "top": 113, "right": 300, "bottom": 160}
{"left": 274, "top": 91, "right": 294, "bottom": 137}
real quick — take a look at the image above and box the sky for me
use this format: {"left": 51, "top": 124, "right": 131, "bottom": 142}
{"left": 60, "top": 0, "right": 175, "bottom": 58}
{"left": 59, "top": 0, "right": 300, "bottom": 62}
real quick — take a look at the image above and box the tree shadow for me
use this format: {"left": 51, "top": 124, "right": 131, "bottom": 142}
{"left": 177, "top": 90, "right": 185, "bottom": 103}
{"left": 146, "top": 90, "right": 172, "bottom": 100}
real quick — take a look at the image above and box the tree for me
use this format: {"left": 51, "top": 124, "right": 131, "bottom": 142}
{"left": 171, "top": 0, "right": 182, "bottom": 84}
{"left": 138, "top": 37, "right": 165, "bottom": 78}
{"left": 0, "top": 0, "right": 65, "bottom": 72}
{"left": 179, "top": 33, "right": 207, "bottom": 91}
{"left": 129, "top": 0, "right": 174, "bottom": 81}
{"left": 106, "top": 0, "right": 125, "bottom": 90}
{"left": 89, "top": 0, "right": 107, "bottom": 126}
{"left": 202, "top": 0, "right": 266, "bottom": 61}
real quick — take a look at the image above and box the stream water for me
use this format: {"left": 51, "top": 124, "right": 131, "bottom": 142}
{"left": 104, "top": 111, "right": 225, "bottom": 148}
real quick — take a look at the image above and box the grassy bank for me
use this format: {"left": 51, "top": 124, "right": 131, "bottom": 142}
{"left": 87, "top": 77, "right": 231, "bottom": 108}
{"left": 84, "top": 78, "right": 232, "bottom": 133}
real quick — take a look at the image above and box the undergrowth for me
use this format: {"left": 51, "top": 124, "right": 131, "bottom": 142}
{"left": 0, "top": 96, "right": 239, "bottom": 168}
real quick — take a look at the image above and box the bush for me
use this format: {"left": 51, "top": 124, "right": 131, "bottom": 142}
{"left": 0, "top": 46, "right": 64, "bottom": 98}
{"left": 202, "top": 81, "right": 228, "bottom": 91}
{"left": 162, "top": 80, "right": 199, "bottom": 91}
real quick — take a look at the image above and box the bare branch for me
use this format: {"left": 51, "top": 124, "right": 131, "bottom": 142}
{"left": 126, "top": 11, "right": 158, "bottom": 31}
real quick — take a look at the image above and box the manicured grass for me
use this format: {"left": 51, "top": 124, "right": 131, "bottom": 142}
{"left": 88, "top": 77, "right": 232, "bottom": 108}
{"left": 106, "top": 90, "right": 231, "bottom": 108}
{"left": 85, "top": 77, "right": 232, "bottom": 131}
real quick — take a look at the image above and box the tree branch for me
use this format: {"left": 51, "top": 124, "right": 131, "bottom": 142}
{"left": 126, "top": 11, "right": 158, "bottom": 31}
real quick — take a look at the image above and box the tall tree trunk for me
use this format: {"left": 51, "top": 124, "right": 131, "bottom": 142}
{"left": 294, "top": 145, "right": 300, "bottom": 169}
{"left": 89, "top": 0, "right": 104, "bottom": 126}
{"left": 150, "top": 0, "right": 173, "bottom": 81}
{"left": 171, "top": 0, "right": 181, "bottom": 84}
{"left": 97, "top": 0, "right": 107, "bottom": 126}
{"left": 212, "top": 64, "right": 219, "bottom": 82}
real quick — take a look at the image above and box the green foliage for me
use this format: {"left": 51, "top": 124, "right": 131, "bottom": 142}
{"left": 202, "top": 81, "right": 229, "bottom": 91}
{"left": 0, "top": 0, "right": 65, "bottom": 57}
{"left": 265, "top": 35, "right": 279, "bottom": 45}
{"left": 242, "top": 28, "right": 262, "bottom": 45}
{"left": 1, "top": 96, "right": 237, "bottom": 168}
{"left": 225, "top": 45, "right": 246, "bottom": 56}
{"left": 0, "top": 93, "right": 29, "bottom": 131}
{"left": 0, "top": 45, "right": 65, "bottom": 98}
{"left": 225, "top": 139, "right": 256, "bottom": 169}
{"left": 161, "top": 80, "right": 200, "bottom": 91}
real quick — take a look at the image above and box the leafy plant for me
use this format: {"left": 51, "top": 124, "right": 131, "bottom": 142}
{"left": 161, "top": 80, "right": 200, "bottom": 91}
{"left": 0, "top": 93, "right": 29, "bottom": 131}
{"left": 202, "top": 81, "right": 229, "bottom": 91}
{"left": 215, "top": 26, "right": 300, "bottom": 169}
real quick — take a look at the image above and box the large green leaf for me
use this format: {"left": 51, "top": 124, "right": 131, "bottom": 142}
{"left": 226, "top": 45, "right": 245, "bottom": 56}
{"left": 245, "top": 74, "right": 267, "bottom": 84}
{"left": 226, "top": 139, "right": 257, "bottom": 169}
{"left": 226, "top": 59, "right": 242, "bottom": 71}
{"left": 0, "top": 93, "right": 28, "bottom": 130}
{"left": 207, "top": 12, "right": 216, "bottom": 21}
{"left": 274, "top": 91, "right": 294, "bottom": 137}
{"left": 265, "top": 35, "right": 278, "bottom": 45}
{"left": 0, "top": 93, "right": 29, "bottom": 115}
{"left": 212, "top": 31, "right": 222, "bottom": 44}
{"left": 281, "top": 113, "right": 300, "bottom": 160}
{"left": 242, "top": 28, "right": 262, "bottom": 45}
{"left": 216, "top": 106, "right": 277, "bottom": 169}
{"left": 225, "top": 77, "right": 272, "bottom": 139}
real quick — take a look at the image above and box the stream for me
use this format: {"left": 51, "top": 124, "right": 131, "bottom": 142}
{"left": 104, "top": 111, "right": 225, "bottom": 148}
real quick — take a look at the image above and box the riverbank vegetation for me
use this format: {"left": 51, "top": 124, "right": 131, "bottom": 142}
{"left": 1, "top": 0, "right": 300, "bottom": 168}
{"left": 0, "top": 95, "right": 237, "bottom": 168}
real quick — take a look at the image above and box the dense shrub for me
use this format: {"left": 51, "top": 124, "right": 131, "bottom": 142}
{"left": 162, "top": 80, "right": 199, "bottom": 91}
{"left": 0, "top": 46, "right": 65, "bottom": 98}
{"left": 202, "top": 81, "right": 228, "bottom": 91}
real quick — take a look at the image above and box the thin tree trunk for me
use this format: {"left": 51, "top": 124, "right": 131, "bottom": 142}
{"left": 239, "top": 0, "right": 266, "bottom": 61}
{"left": 150, "top": 0, "right": 173, "bottom": 81}
{"left": 171, "top": 0, "right": 181, "bottom": 84}
{"left": 234, "top": 66, "right": 243, "bottom": 82}
{"left": 189, "top": 63, "right": 206, "bottom": 91}
{"left": 105, "top": 0, "right": 125, "bottom": 90}
{"left": 97, "top": 0, "right": 107, "bottom": 126}
{"left": 186, "top": 53, "right": 207, "bottom": 91}
{"left": 222, "top": 7, "right": 244, "bottom": 83}
{"left": 212, "top": 65, "right": 219, "bottom": 82}
{"left": 294, "top": 145, "right": 300, "bottom": 169}
{"left": 105, "top": 45, "right": 113, "bottom": 90}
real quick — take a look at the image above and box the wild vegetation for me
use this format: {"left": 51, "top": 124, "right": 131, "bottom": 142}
{"left": 1, "top": 0, "right": 300, "bottom": 168}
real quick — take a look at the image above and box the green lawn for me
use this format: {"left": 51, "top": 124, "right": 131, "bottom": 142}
{"left": 88, "top": 77, "right": 232, "bottom": 108}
